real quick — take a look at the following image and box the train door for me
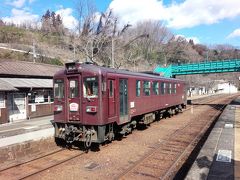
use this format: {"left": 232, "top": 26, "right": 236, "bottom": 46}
{"left": 119, "top": 79, "right": 128, "bottom": 123}
{"left": 67, "top": 76, "right": 81, "bottom": 121}
{"left": 108, "top": 78, "right": 116, "bottom": 118}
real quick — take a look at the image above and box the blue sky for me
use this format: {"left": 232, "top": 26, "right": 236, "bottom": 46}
{"left": 1, "top": 0, "right": 240, "bottom": 47}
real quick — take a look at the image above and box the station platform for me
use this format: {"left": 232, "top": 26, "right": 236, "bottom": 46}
{"left": 0, "top": 96, "right": 240, "bottom": 179}
{"left": 0, "top": 115, "right": 54, "bottom": 148}
{"left": 186, "top": 97, "right": 240, "bottom": 179}
{"left": 0, "top": 94, "right": 213, "bottom": 149}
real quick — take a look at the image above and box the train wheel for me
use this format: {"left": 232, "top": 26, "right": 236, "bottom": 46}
{"left": 55, "top": 137, "right": 65, "bottom": 147}
{"left": 109, "top": 132, "right": 115, "bottom": 141}
{"left": 167, "top": 109, "right": 173, "bottom": 118}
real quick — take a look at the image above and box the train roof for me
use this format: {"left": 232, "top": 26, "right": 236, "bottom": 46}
{"left": 56, "top": 62, "right": 185, "bottom": 82}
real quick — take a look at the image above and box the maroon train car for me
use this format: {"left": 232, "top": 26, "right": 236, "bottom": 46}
{"left": 53, "top": 62, "right": 187, "bottom": 147}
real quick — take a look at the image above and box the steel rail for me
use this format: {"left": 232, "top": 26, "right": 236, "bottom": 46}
{"left": 0, "top": 148, "right": 85, "bottom": 179}
{"left": 1, "top": 94, "right": 237, "bottom": 179}
{"left": 19, "top": 151, "right": 85, "bottom": 180}
{"left": 0, "top": 148, "right": 64, "bottom": 172}
{"left": 116, "top": 94, "right": 237, "bottom": 179}
{"left": 162, "top": 103, "right": 227, "bottom": 179}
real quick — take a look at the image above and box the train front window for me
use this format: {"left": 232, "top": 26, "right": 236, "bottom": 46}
{"left": 83, "top": 77, "right": 98, "bottom": 98}
{"left": 54, "top": 79, "right": 64, "bottom": 98}
{"left": 69, "top": 80, "right": 78, "bottom": 98}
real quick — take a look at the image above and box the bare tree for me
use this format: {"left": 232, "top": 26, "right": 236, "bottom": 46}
{"left": 0, "top": 19, "right": 5, "bottom": 26}
{"left": 210, "top": 44, "right": 240, "bottom": 60}
{"left": 116, "top": 20, "right": 173, "bottom": 69}
{"left": 74, "top": 0, "right": 97, "bottom": 35}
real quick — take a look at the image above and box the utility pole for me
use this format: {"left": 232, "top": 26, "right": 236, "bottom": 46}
{"left": 111, "top": 37, "right": 114, "bottom": 68}
{"left": 91, "top": 39, "right": 94, "bottom": 62}
{"left": 73, "top": 39, "right": 76, "bottom": 60}
{"left": 32, "top": 40, "right": 36, "bottom": 63}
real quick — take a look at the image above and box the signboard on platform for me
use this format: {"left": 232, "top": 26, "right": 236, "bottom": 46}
{"left": 31, "top": 104, "right": 36, "bottom": 112}
{"left": 35, "top": 95, "right": 44, "bottom": 103}
{"left": 216, "top": 150, "right": 232, "bottom": 163}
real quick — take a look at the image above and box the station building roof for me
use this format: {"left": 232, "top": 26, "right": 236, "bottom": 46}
{"left": 0, "top": 78, "right": 52, "bottom": 89}
{"left": 0, "top": 60, "right": 62, "bottom": 91}
{"left": 0, "top": 60, "right": 62, "bottom": 78}
{"left": 0, "top": 79, "right": 18, "bottom": 91}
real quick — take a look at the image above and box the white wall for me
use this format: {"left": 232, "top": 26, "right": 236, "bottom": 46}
{"left": 217, "top": 83, "right": 238, "bottom": 94}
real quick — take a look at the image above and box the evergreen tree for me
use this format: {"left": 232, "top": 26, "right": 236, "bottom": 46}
{"left": 41, "top": 10, "right": 64, "bottom": 34}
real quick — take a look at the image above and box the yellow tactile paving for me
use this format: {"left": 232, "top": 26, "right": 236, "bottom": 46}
{"left": 235, "top": 105, "right": 240, "bottom": 179}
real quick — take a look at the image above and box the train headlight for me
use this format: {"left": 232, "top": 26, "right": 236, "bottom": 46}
{"left": 86, "top": 106, "right": 97, "bottom": 113}
{"left": 54, "top": 105, "right": 63, "bottom": 112}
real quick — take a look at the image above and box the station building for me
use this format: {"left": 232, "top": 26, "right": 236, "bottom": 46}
{"left": 0, "top": 60, "right": 62, "bottom": 124}
{"left": 215, "top": 81, "right": 238, "bottom": 94}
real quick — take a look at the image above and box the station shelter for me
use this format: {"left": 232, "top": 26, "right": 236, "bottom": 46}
{"left": 0, "top": 60, "right": 62, "bottom": 124}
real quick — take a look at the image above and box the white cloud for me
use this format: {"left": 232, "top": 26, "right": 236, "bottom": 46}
{"left": 93, "top": 12, "right": 101, "bottom": 24}
{"left": 109, "top": 0, "right": 240, "bottom": 29}
{"left": 56, "top": 8, "right": 78, "bottom": 30}
{"left": 176, "top": 34, "right": 200, "bottom": 44}
{"left": 7, "top": 0, "right": 26, "bottom": 8}
{"left": 6, "top": 0, "right": 34, "bottom": 8}
{"left": 166, "top": 0, "right": 240, "bottom": 29}
{"left": 109, "top": 0, "right": 165, "bottom": 24}
{"left": 2, "top": 8, "right": 39, "bottom": 26}
{"left": 227, "top": 28, "right": 240, "bottom": 39}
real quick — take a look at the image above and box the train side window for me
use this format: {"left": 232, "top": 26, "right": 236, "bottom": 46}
{"left": 83, "top": 77, "right": 98, "bottom": 98}
{"left": 109, "top": 80, "right": 114, "bottom": 97}
{"left": 153, "top": 81, "right": 159, "bottom": 95}
{"left": 173, "top": 83, "right": 177, "bottom": 94}
{"left": 164, "top": 83, "right": 169, "bottom": 94}
{"left": 136, "top": 80, "right": 141, "bottom": 97}
{"left": 168, "top": 83, "right": 172, "bottom": 94}
{"left": 69, "top": 80, "right": 78, "bottom": 98}
{"left": 160, "top": 82, "right": 165, "bottom": 94}
{"left": 143, "top": 81, "right": 151, "bottom": 96}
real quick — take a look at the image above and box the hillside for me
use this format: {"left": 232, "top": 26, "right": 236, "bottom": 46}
{"left": 0, "top": 26, "right": 74, "bottom": 65}
{"left": 0, "top": 23, "right": 240, "bottom": 89}
{"left": 0, "top": 26, "right": 157, "bottom": 71}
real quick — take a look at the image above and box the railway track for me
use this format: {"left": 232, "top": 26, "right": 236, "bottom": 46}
{"left": 0, "top": 94, "right": 237, "bottom": 179}
{"left": 117, "top": 94, "right": 237, "bottom": 179}
{"left": 0, "top": 148, "right": 63, "bottom": 172}
{"left": 0, "top": 148, "right": 85, "bottom": 179}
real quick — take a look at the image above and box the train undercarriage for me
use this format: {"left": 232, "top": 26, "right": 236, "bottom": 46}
{"left": 54, "top": 104, "right": 186, "bottom": 149}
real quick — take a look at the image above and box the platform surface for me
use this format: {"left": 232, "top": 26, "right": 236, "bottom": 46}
{"left": 185, "top": 97, "right": 240, "bottom": 180}
{"left": 0, "top": 115, "right": 54, "bottom": 148}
